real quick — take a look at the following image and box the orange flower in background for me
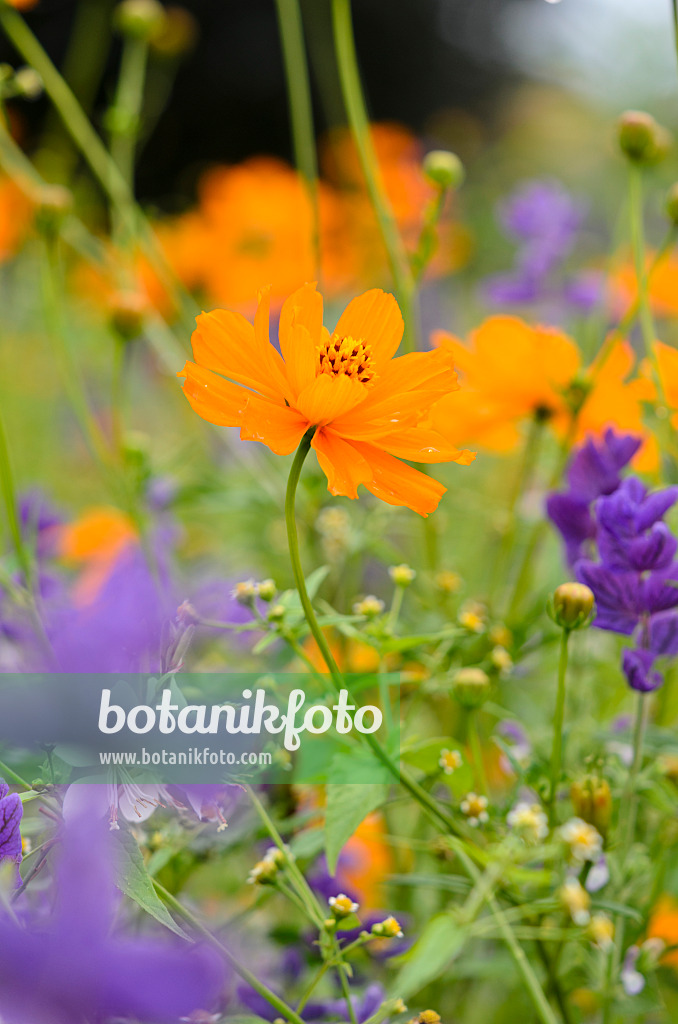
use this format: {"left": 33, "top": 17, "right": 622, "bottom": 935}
{"left": 321, "top": 122, "right": 469, "bottom": 280}
{"left": 179, "top": 284, "right": 475, "bottom": 516}
{"left": 430, "top": 317, "right": 655, "bottom": 465}
{"left": 59, "top": 507, "right": 137, "bottom": 605}
{"left": 0, "top": 176, "right": 32, "bottom": 262}
{"left": 635, "top": 340, "right": 678, "bottom": 429}
{"left": 337, "top": 812, "right": 393, "bottom": 910}
{"left": 613, "top": 253, "right": 678, "bottom": 318}
{"left": 647, "top": 895, "right": 678, "bottom": 967}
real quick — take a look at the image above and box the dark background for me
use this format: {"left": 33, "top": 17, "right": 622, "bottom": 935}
{"left": 0, "top": 0, "right": 534, "bottom": 205}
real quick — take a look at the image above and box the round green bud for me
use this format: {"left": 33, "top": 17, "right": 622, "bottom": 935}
{"left": 257, "top": 578, "right": 277, "bottom": 602}
{"left": 549, "top": 582, "right": 595, "bottom": 631}
{"left": 423, "top": 149, "right": 465, "bottom": 190}
{"left": 109, "top": 291, "right": 146, "bottom": 341}
{"left": 114, "top": 0, "right": 167, "bottom": 40}
{"left": 617, "top": 111, "right": 671, "bottom": 166}
{"left": 14, "top": 67, "right": 42, "bottom": 100}
{"left": 34, "top": 185, "right": 72, "bottom": 238}
{"left": 389, "top": 563, "right": 416, "bottom": 587}
{"left": 451, "top": 666, "right": 491, "bottom": 709}
{"left": 149, "top": 5, "right": 198, "bottom": 57}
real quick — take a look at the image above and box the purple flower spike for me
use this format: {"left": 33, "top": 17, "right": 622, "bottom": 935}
{"left": 622, "top": 648, "right": 663, "bottom": 693}
{"left": 0, "top": 780, "right": 22, "bottom": 866}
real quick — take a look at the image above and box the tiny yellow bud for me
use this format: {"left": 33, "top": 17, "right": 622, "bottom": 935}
{"left": 435, "top": 570, "right": 461, "bottom": 594}
{"left": 451, "top": 667, "right": 490, "bottom": 709}
{"left": 423, "top": 148, "right": 464, "bottom": 189}
{"left": 114, "top": 0, "right": 167, "bottom": 39}
{"left": 389, "top": 564, "right": 416, "bottom": 587}
{"left": 353, "top": 595, "right": 385, "bottom": 617}
{"left": 549, "top": 582, "right": 595, "bottom": 630}
{"left": 257, "top": 578, "right": 277, "bottom": 602}
{"left": 617, "top": 111, "right": 671, "bottom": 166}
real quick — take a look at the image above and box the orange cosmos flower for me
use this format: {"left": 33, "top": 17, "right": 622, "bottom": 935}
{"left": 179, "top": 284, "right": 475, "bottom": 516}
{"left": 59, "top": 507, "right": 137, "bottom": 605}
{"left": 430, "top": 316, "right": 655, "bottom": 465}
{"left": 647, "top": 895, "right": 678, "bottom": 967}
{"left": 613, "top": 253, "right": 678, "bottom": 318}
{"left": 0, "top": 175, "right": 32, "bottom": 262}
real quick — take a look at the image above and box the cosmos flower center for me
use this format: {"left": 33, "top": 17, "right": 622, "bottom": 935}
{"left": 317, "top": 333, "right": 376, "bottom": 385}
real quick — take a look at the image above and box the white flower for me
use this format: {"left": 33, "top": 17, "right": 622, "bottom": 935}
{"left": 328, "top": 893, "right": 359, "bottom": 917}
{"left": 439, "top": 749, "right": 463, "bottom": 775}
{"left": 559, "top": 878, "right": 591, "bottom": 926}
{"left": 460, "top": 793, "right": 489, "bottom": 827}
{"left": 506, "top": 802, "right": 548, "bottom": 843}
{"left": 559, "top": 817, "right": 603, "bottom": 863}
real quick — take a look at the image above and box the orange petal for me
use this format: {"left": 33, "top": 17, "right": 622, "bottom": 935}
{"left": 179, "top": 361, "right": 249, "bottom": 426}
{"left": 280, "top": 322, "right": 318, "bottom": 398}
{"left": 377, "top": 426, "right": 475, "bottom": 465}
{"left": 333, "top": 290, "right": 404, "bottom": 370}
{"left": 372, "top": 345, "right": 460, "bottom": 399}
{"left": 295, "top": 372, "right": 368, "bottom": 425}
{"left": 311, "top": 428, "right": 373, "bottom": 499}
{"left": 191, "top": 308, "right": 284, "bottom": 402}
{"left": 350, "top": 441, "right": 447, "bottom": 516}
{"left": 332, "top": 389, "right": 448, "bottom": 441}
{"left": 279, "top": 282, "right": 323, "bottom": 352}
{"left": 253, "top": 285, "right": 295, "bottom": 402}
{"left": 240, "top": 394, "right": 309, "bottom": 455}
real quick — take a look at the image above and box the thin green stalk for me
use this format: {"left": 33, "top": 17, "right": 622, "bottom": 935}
{"left": 673, "top": 0, "right": 678, "bottom": 72}
{"left": 331, "top": 0, "right": 416, "bottom": 350}
{"left": 0, "top": 759, "right": 32, "bottom": 790}
{"left": 387, "top": 585, "right": 404, "bottom": 634}
{"left": 548, "top": 628, "right": 571, "bottom": 828}
{"left": 274, "top": 0, "right": 320, "bottom": 275}
{"left": 153, "top": 881, "right": 306, "bottom": 1024}
{"left": 284, "top": 436, "right": 559, "bottom": 1024}
{"left": 0, "top": 4, "right": 196, "bottom": 329}
{"left": 467, "top": 708, "right": 489, "bottom": 797}
{"left": 628, "top": 164, "right": 666, "bottom": 406}
{"left": 0, "top": 408, "right": 31, "bottom": 586}
{"left": 109, "top": 33, "right": 149, "bottom": 192}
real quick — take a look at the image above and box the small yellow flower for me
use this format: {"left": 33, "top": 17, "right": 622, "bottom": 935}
{"left": 491, "top": 645, "right": 513, "bottom": 673}
{"left": 559, "top": 817, "right": 603, "bottom": 863}
{"left": 328, "top": 893, "right": 359, "bottom": 918}
{"left": 392, "top": 1000, "right": 408, "bottom": 1014}
{"left": 410, "top": 1011, "right": 441, "bottom": 1024}
{"left": 389, "top": 564, "right": 416, "bottom": 586}
{"left": 460, "top": 793, "right": 489, "bottom": 827}
{"left": 353, "top": 595, "right": 385, "bottom": 617}
{"left": 559, "top": 878, "right": 591, "bottom": 926}
{"left": 489, "top": 623, "right": 512, "bottom": 648}
{"left": 459, "top": 601, "right": 486, "bottom": 633}
{"left": 233, "top": 579, "right": 258, "bottom": 606}
{"left": 439, "top": 748, "right": 463, "bottom": 775}
{"left": 506, "top": 802, "right": 548, "bottom": 844}
{"left": 372, "top": 915, "right": 404, "bottom": 938}
{"left": 435, "top": 570, "right": 461, "bottom": 594}
{"left": 588, "top": 913, "right": 615, "bottom": 951}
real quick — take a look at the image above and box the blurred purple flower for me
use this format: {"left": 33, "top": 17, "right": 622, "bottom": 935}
{"left": 483, "top": 179, "right": 603, "bottom": 318}
{"left": 0, "top": 779, "right": 22, "bottom": 866}
{"left": 0, "top": 815, "right": 225, "bottom": 1024}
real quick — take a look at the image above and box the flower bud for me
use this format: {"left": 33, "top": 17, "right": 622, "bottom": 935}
{"left": 548, "top": 582, "right": 595, "bottom": 630}
{"left": 451, "top": 667, "right": 490, "bottom": 709}
{"left": 371, "top": 915, "right": 404, "bottom": 938}
{"left": 232, "top": 580, "right": 258, "bottom": 607}
{"left": 328, "top": 893, "right": 359, "bottom": 919}
{"left": 570, "top": 775, "right": 612, "bottom": 837}
{"left": 560, "top": 878, "right": 591, "bottom": 926}
{"left": 34, "top": 185, "right": 72, "bottom": 238}
{"left": 114, "top": 0, "right": 167, "bottom": 40}
{"left": 617, "top": 111, "right": 671, "bottom": 166}
{"left": 267, "top": 603, "right": 285, "bottom": 623}
{"left": 14, "top": 66, "right": 42, "bottom": 99}
{"left": 435, "top": 570, "right": 461, "bottom": 594}
{"left": 353, "top": 595, "right": 385, "bottom": 617}
{"left": 423, "top": 149, "right": 464, "bottom": 190}
{"left": 389, "top": 563, "right": 416, "bottom": 587}
{"left": 149, "top": 5, "right": 198, "bottom": 57}
{"left": 588, "top": 913, "right": 615, "bottom": 951}
{"left": 409, "top": 1013, "right": 440, "bottom": 1024}
{"left": 109, "top": 291, "right": 146, "bottom": 341}
{"left": 256, "top": 578, "right": 277, "bottom": 602}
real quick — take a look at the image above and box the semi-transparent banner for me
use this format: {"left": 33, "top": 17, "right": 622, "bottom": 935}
{"left": 0, "top": 673, "right": 400, "bottom": 786}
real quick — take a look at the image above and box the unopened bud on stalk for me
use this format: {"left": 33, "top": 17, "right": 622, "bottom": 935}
{"left": 256, "top": 578, "right": 277, "bottom": 602}
{"left": 389, "top": 564, "right": 416, "bottom": 587}
{"left": 617, "top": 111, "right": 671, "bottom": 166}
{"left": 114, "top": 0, "right": 167, "bottom": 40}
{"left": 150, "top": 5, "right": 198, "bottom": 57}
{"left": 35, "top": 185, "right": 72, "bottom": 237}
{"left": 570, "top": 775, "right": 612, "bottom": 836}
{"left": 548, "top": 582, "right": 595, "bottom": 630}
{"left": 14, "top": 66, "right": 42, "bottom": 99}
{"left": 423, "top": 150, "right": 464, "bottom": 190}
{"left": 109, "top": 291, "right": 146, "bottom": 341}
{"left": 451, "top": 666, "right": 490, "bottom": 708}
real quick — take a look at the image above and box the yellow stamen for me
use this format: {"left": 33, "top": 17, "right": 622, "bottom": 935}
{"left": 317, "top": 333, "right": 376, "bottom": 385}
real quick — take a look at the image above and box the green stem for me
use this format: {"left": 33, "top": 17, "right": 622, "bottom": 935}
{"left": 0, "top": 4, "right": 196, "bottom": 329}
{"left": 109, "top": 33, "right": 149, "bottom": 193}
{"left": 274, "top": 0, "right": 320, "bottom": 276}
{"left": 0, "top": 408, "right": 31, "bottom": 587}
{"left": 331, "top": 0, "right": 416, "bottom": 351}
{"left": 467, "top": 708, "right": 488, "bottom": 798}
{"left": 153, "top": 881, "right": 307, "bottom": 1024}
{"left": 621, "top": 690, "right": 648, "bottom": 858}
{"left": 284, "top": 436, "right": 559, "bottom": 1024}
{"left": 549, "top": 629, "right": 571, "bottom": 828}
{"left": 628, "top": 163, "right": 666, "bottom": 407}
{"left": 0, "top": 759, "right": 32, "bottom": 790}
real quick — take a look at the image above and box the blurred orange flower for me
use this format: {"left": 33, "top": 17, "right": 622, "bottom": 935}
{"left": 179, "top": 284, "right": 474, "bottom": 515}
{"left": 321, "top": 122, "right": 469, "bottom": 281}
{"left": 647, "top": 895, "right": 678, "bottom": 966}
{"left": 338, "top": 812, "right": 393, "bottom": 910}
{"left": 0, "top": 176, "right": 32, "bottom": 262}
{"left": 613, "top": 253, "right": 678, "bottom": 318}
{"left": 430, "top": 317, "right": 654, "bottom": 465}
{"left": 59, "top": 507, "right": 137, "bottom": 605}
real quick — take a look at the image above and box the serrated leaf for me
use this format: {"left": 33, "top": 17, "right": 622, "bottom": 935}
{"left": 324, "top": 782, "right": 387, "bottom": 872}
{"left": 391, "top": 913, "right": 467, "bottom": 998}
{"left": 113, "top": 829, "right": 189, "bottom": 940}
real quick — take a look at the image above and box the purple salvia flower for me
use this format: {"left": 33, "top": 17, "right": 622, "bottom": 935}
{"left": 0, "top": 779, "right": 22, "bottom": 865}
{"left": 0, "top": 814, "right": 225, "bottom": 1024}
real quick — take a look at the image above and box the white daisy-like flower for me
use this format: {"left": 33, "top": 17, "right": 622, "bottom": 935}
{"left": 460, "top": 792, "right": 489, "bottom": 827}
{"left": 328, "top": 893, "right": 359, "bottom": 918}
{"left": 559, "top": 817, "right": 603, "bottom": 863}
{"left": 506, "top": 802, "right": 548, "bottom": 844}
{"left": 439, "top": 748, "right": 463, "bottom": 775}
{"left": 559, "top": 877, "right": 591, "bottom": 926}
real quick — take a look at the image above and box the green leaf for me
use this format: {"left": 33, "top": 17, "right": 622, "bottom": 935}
{"left": 113, "top": 829, "right": 189, "bottom": 940}
{"left": 391, "top": 913, "right": 467, "bottom": 998}
{"left": 324, "top": 782, "right": 387, "bottom": 873}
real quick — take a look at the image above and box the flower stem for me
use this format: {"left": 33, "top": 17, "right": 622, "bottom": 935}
{"left": 331, "top": 0, "right": 417, "bottom": 351}
{"left": 274, "top": 0, "right": 321, "bottom": 276}
{"left": 628, "top": 163, "right": 666, "bottom": 407}
{"left": 549, "top": 628, "right": 571, "bottom": 828}
{"left": 0, "top": 408, "right": 31, "bottom": 589}
{"left": 153, "top": 881, "right": 307, "bottom": 1024}
{"left": 467, "top": 708, "right": 489, "bottom": 797}
{"left": 0, "top": 4, "right": 196, "bottom": 330}
{"left": 621, "top": 690, "right": 648, "bottom": 858}
{"left": 284, "top": 437, "right": 559, "bottom": 1024}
